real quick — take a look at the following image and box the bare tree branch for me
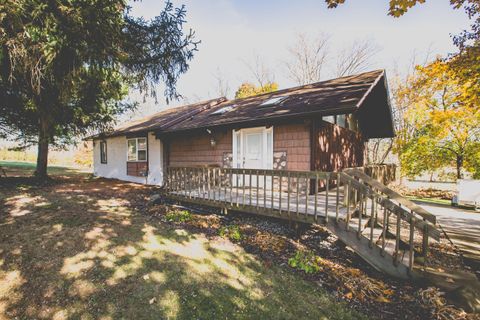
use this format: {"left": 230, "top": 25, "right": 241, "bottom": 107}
{"left": 242, "top": 54, "right": 275, "bottom": 87}
{"left": 284, "top": 33, "right": 330, "bottom": 85}
{"left": 212, "top": 67, "right": 230, "bottom": 98}
{"left": 335, "top": 39, "right": 379, "bottom": 77}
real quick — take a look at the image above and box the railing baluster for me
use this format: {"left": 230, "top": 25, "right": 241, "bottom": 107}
{"left": 394, "top": 210, "right": 401, "bottom": 266}
{"left": 249, "top": 171, "right": 252, "bottom": 207}
{"left": 369, "top": 195, "right": 375, "bottom": 248}
{"left": 296, "top": 175, "right": 300, "bottom": 218}
{"left": 263, "top": 171, "right": 267, "bottom": 209}
{"left": 256, "top": 170, "right": 260, "bottom": 210}
{"left": 271, "top": 171, "right": 274, "bottom": 211}
{"left": 335, "top": 173, "right": 340, "bottom": 223}
{"left": 229, "top": 170, "right": 233, "bottom": 205}
{"left": 236, "top": 170, "right": 239, "bottom": 206}
{"left": 346, "top": 180, "right": 351, "bottom": 231}
{"left": 358, "top": 192, "right": 363, "bottom": 239}
{"left": 239, "top": 169, "right": 243, "bottom": 205}
{"left": 279, "top": 171, "right": 283, "bottom": 215}
{"left": 314, "top": 173, "right": 318, "bottom": 222}
{"left": 223, "top": 169, "right": 226, "bottom": 201}
{"left": 304, "top": 174, "right": 308, "bottom": 217}
{"left": 422, "top": 222, "right": 429, "bottom": 260}
{"left": 175, "top": 168, "right": 178, "bottom": 193}
{"left": 325, "top": 174, "right": 329, "bottom": 223}
{"left": 287, "top": 172, "right": 291, "bottom": 218}
{"left": 409, "top": 211, "right": 415, "bottom": 272}
{"left": 381, "top": 206, "right": 388, "bottom": 256}
{"left": 214, "top": 168, "right": 218, "bottom": 202}
{"left": 183, "top": 168, "right": 187, "bottom": 197}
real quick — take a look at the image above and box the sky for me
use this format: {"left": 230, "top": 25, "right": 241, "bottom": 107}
{"left": 127, "top": 0, "right": 471, "bottom": 119}
{"left": 0, "top": 0, "right": 472, "bottom": 150}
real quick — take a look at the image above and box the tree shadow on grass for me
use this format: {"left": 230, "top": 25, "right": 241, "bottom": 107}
{"left": 0, "top": 177, "right": 363, "bottom": 319}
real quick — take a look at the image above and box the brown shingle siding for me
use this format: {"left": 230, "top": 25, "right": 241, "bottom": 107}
{"left": 168, "top": 123, "right": 311, "bottom": 171}
{"left": 274, "top": 123, "right": 311, "bottom": 171}
{"left": 169, "top": 131, "right": 232, "bottom": 167}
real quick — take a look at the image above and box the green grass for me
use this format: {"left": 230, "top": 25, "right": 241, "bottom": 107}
{"left": 0, "top": 169, "right": 365, "bottom": 319}
{"left": 406, "top": 195, "right": 452, "bottom": 206}
{"left": 0, "top": 160, "right": 88, "bottom": 177}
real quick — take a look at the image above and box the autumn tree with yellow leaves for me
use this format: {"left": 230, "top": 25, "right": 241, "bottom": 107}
{"left": 234, "top": 82, "right": 279, "bottom": 99}
{"left": 394, "top": 60, "right": 480, "bottom": 179}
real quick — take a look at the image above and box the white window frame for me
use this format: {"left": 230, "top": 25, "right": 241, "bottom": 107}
{"left": 126, "top": 137, "right": 148, "bottom": 162}
{"left": 232, "top": 126, "right": 273, "bottom": 170}
{"left": 100, "top": 140, "right": 107, "bottom": 164}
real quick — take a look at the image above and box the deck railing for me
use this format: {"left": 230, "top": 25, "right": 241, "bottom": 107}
{"left": 166, "top": 166, "right": 340, "bottom": 224}
{"left": 338, "top": 172, "right": 440, "bottom": 271}
{"left": 165, "top": 166, "right": 441, "bottom": 274}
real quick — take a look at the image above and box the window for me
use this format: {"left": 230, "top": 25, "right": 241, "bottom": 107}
{"left": 337, "top": 114, "right": 346, "bottom": 128}
{"left": 210, "top": 105, "right": 237, "bottom": 115}
{"left": 323, "top": 115, "right": 335, "bottom": 124}
{"left": 127, "top": 137, "right": 147, "bottom": 162}
{"left": 100, "top": 141, "right": 107, "bottom": 164}
{"left": 260, "top": 96, "right": 287, "bottom": 106}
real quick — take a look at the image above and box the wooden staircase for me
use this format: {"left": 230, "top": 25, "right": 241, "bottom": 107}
{"left": 165, "top": 166, "right": 441, "bottom": 279}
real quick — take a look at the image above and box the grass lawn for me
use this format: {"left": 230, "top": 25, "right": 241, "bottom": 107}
{"left": 0, "top": 163, "right": 364, "bottom": 319}
{"left": 0, "top": 160, "right": 90, "bottom": 178}
{"left": 406, "top": 195, "right": 452, "bottom": 206}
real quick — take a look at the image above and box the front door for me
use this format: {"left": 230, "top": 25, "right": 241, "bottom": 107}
{"left": 243, "top": 130, "right": 263, "bottom": 169}
{"left": 233, "top": 126, "right": 273, "bottom": 188}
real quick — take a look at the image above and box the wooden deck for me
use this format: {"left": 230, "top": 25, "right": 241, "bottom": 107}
{"left": 165, "top": 167, "right": 441, "bottom": 279}
{"left": 170, "top": 186, "right": 345, "bottom": 223}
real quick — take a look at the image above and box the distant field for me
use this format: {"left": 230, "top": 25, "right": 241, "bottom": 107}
{"left": 0, "top": 160, "right": 89, "bottom": 177}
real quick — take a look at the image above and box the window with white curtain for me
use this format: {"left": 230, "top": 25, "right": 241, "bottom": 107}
{"left": 127, "top": 137, "right": 147, "bottom": 162}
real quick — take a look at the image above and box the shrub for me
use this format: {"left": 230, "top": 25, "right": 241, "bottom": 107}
{"left": 288, "top": 251, "right": 322, "bottom": 274}
{"left": 165, "top": 210, "right": 192, "bottom": 223}
{"left": 219, "top": 225, "right": 242, "bottom": 241}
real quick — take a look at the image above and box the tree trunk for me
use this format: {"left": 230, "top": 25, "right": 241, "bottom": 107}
{"left": 34, "top": 116, "right": 49, "bottom": 180}
{"left": 456, "top": 154, "right": 463, "bottom": 180}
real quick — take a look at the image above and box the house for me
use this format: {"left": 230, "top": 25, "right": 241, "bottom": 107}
{"left": 88, "top": 70, "right": 394, "bottom": 186}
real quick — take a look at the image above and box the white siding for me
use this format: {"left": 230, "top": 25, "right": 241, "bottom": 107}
{"left": 93, "top": 132, "right": 164, "bottom": 185}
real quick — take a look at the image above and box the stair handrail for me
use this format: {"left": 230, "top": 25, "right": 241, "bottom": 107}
{"left": 338, "top": 172, "right": 441, "bottom": 241}
{"left": 343, "top": 168, "right": 437, "bottom": 225}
